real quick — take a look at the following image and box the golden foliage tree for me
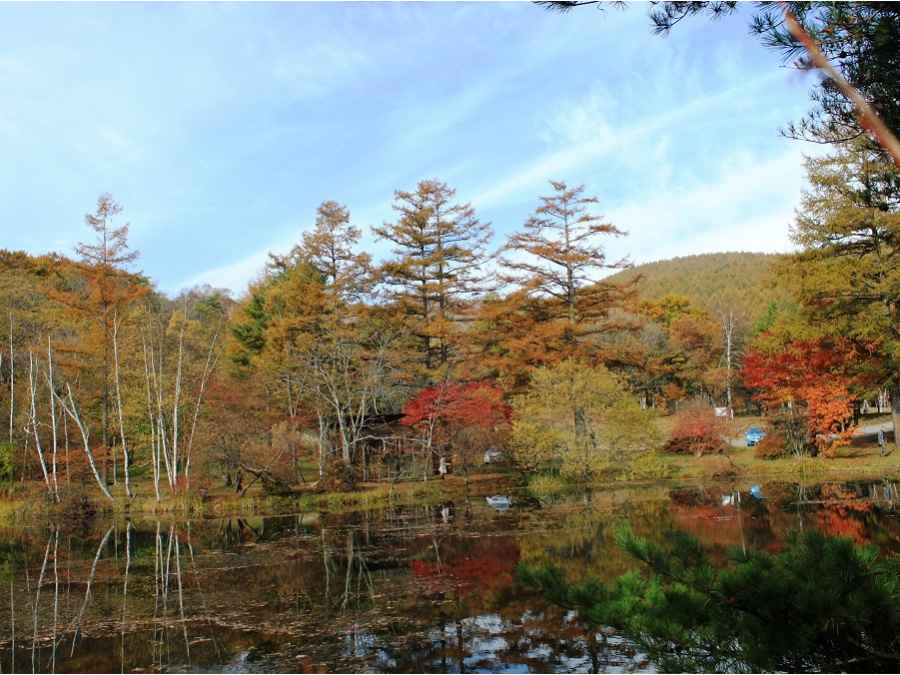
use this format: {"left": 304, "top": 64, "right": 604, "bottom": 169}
{"left": 374, "top": 179, "right": 492, "bottom": 380}
{"left": 49, "top": 194, "right": 148, "bottom": 491}
{"left": 510, "top": 360, "right": 658, "bottom": 480}
{"left": 479, "top": 181, "right": 634, "bottom": 388}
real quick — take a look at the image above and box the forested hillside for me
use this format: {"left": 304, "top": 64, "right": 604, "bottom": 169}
{"left": 609, "top": 252, "right": 791, "bottom": 323}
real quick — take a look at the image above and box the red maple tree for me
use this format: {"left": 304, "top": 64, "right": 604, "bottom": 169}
{"left": 742, "top": 337, "right": 867, "bottom": 456}
{"left": 402, "top": 380, "right": 511, "bottom": 474}
{"left": 402, "top": 381, "right": 510, "bottom": 430}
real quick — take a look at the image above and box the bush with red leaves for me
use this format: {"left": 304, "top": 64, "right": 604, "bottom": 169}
{"left": 754, "top": 430, "right": 787, "bottom": 459}
{"left": 663, "top": 406, "right": 729, "bottom": 456}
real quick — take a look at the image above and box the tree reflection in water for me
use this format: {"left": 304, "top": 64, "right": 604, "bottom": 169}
{"left": 520, "top": 524, "right": 900, "bottom": 672}
{"left": 2, "top": 479, "right": 900, "bottom": 673}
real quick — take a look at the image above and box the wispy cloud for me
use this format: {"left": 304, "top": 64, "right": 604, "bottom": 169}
{"left": 603, "top": 146, "right": 811, "bottom": 267}
{"left": 1, "top": 2, "right": 817, "bottom": 297}
{"left": 472, "top": 70, "right": 785, "bottom": 210}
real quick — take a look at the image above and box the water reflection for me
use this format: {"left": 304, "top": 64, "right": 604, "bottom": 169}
{"left": 1, "top": 479, "right": 900, "bottom": 673}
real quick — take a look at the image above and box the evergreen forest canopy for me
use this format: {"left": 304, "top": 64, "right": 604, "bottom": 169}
{"left": 0, "top": 1, "right": 899, "bottom": 506}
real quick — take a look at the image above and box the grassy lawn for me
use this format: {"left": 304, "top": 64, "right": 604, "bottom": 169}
{"left": 654, "top": 439, "right": 900, "bottom": 483}
{"left": 647, "top": 412, "right": 900, "bottom": 483}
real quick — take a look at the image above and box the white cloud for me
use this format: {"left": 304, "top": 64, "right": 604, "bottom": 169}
{"left": 603, "top": 146, "right": 810, "bottom": 267}
{"left": 472, "top": 70, "right": 784, "bottom": 210}
{"left": 173, "top": 228, "right": 296, "bottom": 295}
{"left": 174, "top": 196, "right": 399, "bottom": 296}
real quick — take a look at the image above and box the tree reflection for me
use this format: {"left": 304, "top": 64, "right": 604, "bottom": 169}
{"left": 520, "top": 525, "right": 900, "bottom": 672}
{"left": 3, "top": 483, "right": 900, "bottom": 673}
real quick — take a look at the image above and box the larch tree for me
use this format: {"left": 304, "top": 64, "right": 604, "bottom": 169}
{"left": 51, "top": 194, "right": 147, "bottom": 493}
{"left": 232, "top": 200, "right": 399, "bottom": 473}
{"left": 785, "top": 140, "right": 900, "bottom": 447}
{"left": 298, "top": 200, "right": 372, "bottom": 301}
{"left": 374, "top": 179, "right": 492, "bottom": 380}
{"left": 499, "top": 180, "right": 634, "bottom": 366}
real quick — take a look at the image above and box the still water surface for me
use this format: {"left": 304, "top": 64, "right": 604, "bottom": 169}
{"left": 2, "top": 478, "right": 900, "bottom": 673}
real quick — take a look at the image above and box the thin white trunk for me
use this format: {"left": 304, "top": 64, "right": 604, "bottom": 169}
{"left": 28, "top": 352, "right": 54, "bottom": 499}
{"left": 9, "top": 313, "right": 14, "bottom": 445}
{"left": 142, "top": 334, "right": 161, "bottom": 502}
{"left": 56, "top": 384, "right": 113, "bottom": 501}
{"left": 63, "top": 408, "right": 69, "bottom": 485}
{"left": 171, "top": 306, "right": 187, "bottom": 488}
{"left": 722, "top": 310, "right": 735, "bottom": 411}
{"left": 47, "top": 337, "right": 59, "bottom": 498}
{"left": 112, "top": 312, "right": 133, "bottom": 499}
{"left": 317, "top": 411, "right": 326, "bottom": 479}
{"left": 148, "top": 326, "right": 174, "bottom": 491}
{"left": 185, "top": 327, "right": 219, "bottom": 488}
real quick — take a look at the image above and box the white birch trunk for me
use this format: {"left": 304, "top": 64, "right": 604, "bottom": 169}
{"left": 56, "top": 384, "right": 113, "bottom": 501}
{"left": 185, "top": 328, "right": 219, "bottom": 488}
{"left": 171, "top": 308, "right": 186, "bottom": 489}
{"left": 47, "top": 337, "right": 59, "bottom": 498}
{"left": 9, "top": 314, "right": 14, "bottom": 445}
{"left": 28, "top": 352, "right": 53, "bottom": 499}
{"left": 112, "top": 312, "right": 133, "bottom": 499}
{"left": 142, "top": 334, "right": 161, "bottom": 502}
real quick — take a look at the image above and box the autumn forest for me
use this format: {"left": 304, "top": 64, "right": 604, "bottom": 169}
{"left": 3, "top": 3, "right": 900, "bottom": 673}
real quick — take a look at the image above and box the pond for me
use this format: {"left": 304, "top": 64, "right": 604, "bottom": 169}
{"left": 2, "top": 478, "right": 900, "bottom": 673}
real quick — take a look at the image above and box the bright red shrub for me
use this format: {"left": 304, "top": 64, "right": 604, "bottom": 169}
{"left": 663, "top": 405, "right": 729, "bottom": 456}
{"left": 402, "top": 381, "right": 510, "bottom": 430}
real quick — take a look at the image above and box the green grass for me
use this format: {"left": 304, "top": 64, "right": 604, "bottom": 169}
{"left": 0, "top": 473, "right": 476, "bottom": 525}
{"left": 652, "top": 442, "right": 900, "bottom": 482}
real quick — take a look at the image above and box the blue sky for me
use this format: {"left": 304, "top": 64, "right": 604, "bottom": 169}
{"left": 1, "top": 2, "right": 816, "bottom": 297}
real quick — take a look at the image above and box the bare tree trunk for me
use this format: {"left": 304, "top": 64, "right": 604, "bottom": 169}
{"left": 47, "top": 337, "right": 59, "bottom": 498}
{"left": 56, "top": 384, "right": 113, "bottom": 502}
{"left": 171, "top": 306, "right": 186, "bottom": 489}
{"left": 148, "top": 325, "right": 174, "bottom": 492}
{"left": 9, "top": 313, "right": 14, "bottom": 445}
{"left": 142, "top": 334, "right": 161, "bottom": 502}
{"left": 112, "top": 312, "right": 133, "bottom": 499}
{"left": 722, "top": 310, "right": 735, "bottom": 412}
{"left": 185, "top": 327, "right": 219, "bottom": 489}
{"left": 63, "top": 407, "right": 70, "bottom": 485}
{"left": 317, "top": 411, "right": 326, "bottom": 479}
{"left": 892, "top": 383, "right": 900, "bottom": 453}
{"left": 28, "top": 352, "right": 54, "bottom": 499}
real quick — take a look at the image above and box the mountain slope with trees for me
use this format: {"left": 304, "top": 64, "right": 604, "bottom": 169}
{"left": 609, "top": 252, "right": 791, "bottom": 323}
